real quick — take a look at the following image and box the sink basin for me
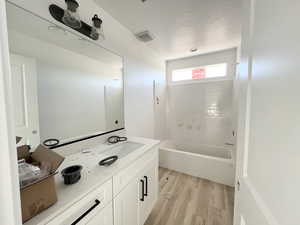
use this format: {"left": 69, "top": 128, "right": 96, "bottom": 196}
{"left": 59, "top": 141, "right": 145, "bottom": 175}
{"left": 101, "top": 142, "right": 144, "bottom": 159}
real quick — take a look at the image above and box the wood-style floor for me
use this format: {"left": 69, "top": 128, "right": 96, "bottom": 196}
{"left": 145, "top": 168, "right": 234, "bottom": 225}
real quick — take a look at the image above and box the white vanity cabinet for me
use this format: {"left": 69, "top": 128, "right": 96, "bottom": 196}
{"left": 38, "top": 144, "right": 159, "bottom": 225}
{"left": 114, "top": 147, "right": 159, "bottom": 225}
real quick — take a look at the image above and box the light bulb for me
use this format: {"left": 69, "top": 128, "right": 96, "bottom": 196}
{"left": 90, "top": 14, "right": 105, "bottom": 41}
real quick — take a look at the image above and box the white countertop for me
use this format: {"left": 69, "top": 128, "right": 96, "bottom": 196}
{"left": 25, "top": 136, "right": 160, "bottom": 225}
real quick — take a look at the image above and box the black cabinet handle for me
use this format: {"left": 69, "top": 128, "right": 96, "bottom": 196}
{"left": 140, "top": 179, "right": 145, "bottom": 201}
{"left": 144, "top": 176, "right": 148, "bottom": 197}
{"left": 71, "top": 199, "right": 101, "bottom": 225}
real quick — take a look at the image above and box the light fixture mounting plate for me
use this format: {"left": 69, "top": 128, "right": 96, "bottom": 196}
{"left": 49, "top": 4, "right": 99, "bottom": 40}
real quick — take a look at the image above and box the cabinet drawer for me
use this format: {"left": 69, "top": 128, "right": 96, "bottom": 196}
{"left": 79, "top": 202, "right": 113, "bottom": 225}
{"left": 47, "top": 179, "right": 112, "bottom": 225}
{"left": 113, "top": 147, "right": 158, "bottom": 197}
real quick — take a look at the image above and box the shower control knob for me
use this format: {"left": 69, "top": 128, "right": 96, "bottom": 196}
{"left": 225, "top": 142, "right": 234, "bottom": 146}
{"left": 237, "top": 180, "right": 241, "bottom": 191}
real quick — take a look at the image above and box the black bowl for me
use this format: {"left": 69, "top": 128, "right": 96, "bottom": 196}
{"left": 61, "top": 165, "right": 83, "bottom": 185}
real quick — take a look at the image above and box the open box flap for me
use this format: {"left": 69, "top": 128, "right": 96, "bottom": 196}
{"left": 31, "top": 145, "right": 65, "bottom": 173}
{"left": 16, "top": 136, "right": 22, "bottom": 144}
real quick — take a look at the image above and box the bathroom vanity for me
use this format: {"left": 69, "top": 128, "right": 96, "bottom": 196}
{"left": 25, "top": 137, "right": 159, "bottom": 225}
{"left": 6, "top": 3, "right": 159, "bottom": 225}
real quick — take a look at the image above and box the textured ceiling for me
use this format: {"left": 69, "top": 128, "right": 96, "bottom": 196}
{"left": 94, "top": 0, "right": 242, "bottom": 60}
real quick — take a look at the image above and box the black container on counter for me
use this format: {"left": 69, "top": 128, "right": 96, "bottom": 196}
{"left": 61, "top": 165, "right": 83, "bottom": 185}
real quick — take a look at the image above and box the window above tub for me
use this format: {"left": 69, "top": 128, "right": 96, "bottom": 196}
{"left": 170, "top": 63, "right": 229, "bottom": 84}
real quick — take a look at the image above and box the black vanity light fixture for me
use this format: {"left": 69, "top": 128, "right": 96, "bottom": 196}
{"left": 49, "top": 0, "right": 105, "bottom": 41}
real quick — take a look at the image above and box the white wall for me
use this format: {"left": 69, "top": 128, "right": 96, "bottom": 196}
{"left": 7, "top": 0, "right": 166, "bottom": 140}
{"left": 124, "top": 57, "right": 166, "bottom": 139}
{"left": 37, "top": 62, "right": 109, "bottom": 141}
{"left": 166, "top": 49, "right": 237, "bottom": 150}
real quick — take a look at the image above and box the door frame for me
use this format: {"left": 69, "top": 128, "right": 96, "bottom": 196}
{"left": 0, "top": 0, "right": 22, "bottom": 224}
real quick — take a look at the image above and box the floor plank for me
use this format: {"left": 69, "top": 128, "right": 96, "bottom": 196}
{"left": 145, "top": 168, "right": 235, "bottom": 225}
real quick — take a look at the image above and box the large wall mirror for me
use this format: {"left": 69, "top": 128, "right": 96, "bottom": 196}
{"left": 6, "top": 2, "right": 124, "bottom": 148}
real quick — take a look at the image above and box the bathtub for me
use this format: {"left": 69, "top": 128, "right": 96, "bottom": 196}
{"left": 159, "top": 140, "right": 235, "bottom": 186}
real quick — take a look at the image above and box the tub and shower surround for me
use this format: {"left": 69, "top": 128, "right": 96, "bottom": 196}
{"left": 167, "top": 79, "right": 235, "bottom": 153}
{"left": 161, "top": 49, "right": 237, "bottom": 186}
{"left": 161, "top": 80, "right": 235, "bottom": 186}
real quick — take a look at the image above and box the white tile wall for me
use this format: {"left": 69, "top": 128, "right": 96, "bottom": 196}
{"left": 168, "top": 80, "right": 234, "bottom": 148}
{"left": 166, "top": 49, "right": 237, "bottom": 150}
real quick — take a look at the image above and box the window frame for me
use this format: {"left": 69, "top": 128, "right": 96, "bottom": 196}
{"left": 168, "top": 62, "right": 234, "bottom": 85}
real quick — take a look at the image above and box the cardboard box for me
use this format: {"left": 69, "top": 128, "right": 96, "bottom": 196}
{"left": 17, "top": 139, "right": 64, "bottom": 223}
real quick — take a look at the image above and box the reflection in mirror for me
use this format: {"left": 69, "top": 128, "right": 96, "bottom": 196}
{"left": 6, "top": 3, "right": 124, "bottom": 148}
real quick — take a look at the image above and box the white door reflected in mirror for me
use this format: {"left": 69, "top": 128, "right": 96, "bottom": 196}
{"left": 10, "top": 54, "right": 40, "bottom": 148}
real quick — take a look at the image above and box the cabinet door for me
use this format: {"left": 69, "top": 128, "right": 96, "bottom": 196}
{"left": 85, "top": 203, "right": 113, "bottom": 225}
{"left": 144, "top": 157, "right": 158, "bottom": 213}
{"left": 114, "top": 179, "right": 140, "bottom": 225}
{"left": 139, "top": 156, "right": 158, "bottom": 225}
{"left": 138, "top": 174, "right": 148, "bottom": 225}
